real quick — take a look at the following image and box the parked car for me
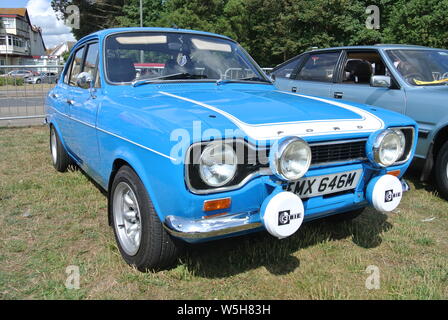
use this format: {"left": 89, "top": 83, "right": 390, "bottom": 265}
{"left": 272, "top": 45, "right": 448, "bottom": 199}
{"left": 0, "top": 69, "right": 34, "bottom": 78}
{"left": 46, "top": 28, "right": 417, "bottom": 271}
{"left": 25, "top": 72, "right": 59, "bottom": 84}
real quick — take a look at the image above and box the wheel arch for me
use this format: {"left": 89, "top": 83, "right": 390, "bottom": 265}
{"left": 432, "top": 125, "right": 448, "bottom": 160}
{"left": 421, "top": 124, "right": 448, "bottom": 181}
{"left": 107, "top": 156, "right": 163, "bottom": 226}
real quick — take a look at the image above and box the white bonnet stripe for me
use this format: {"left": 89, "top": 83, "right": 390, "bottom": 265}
{"left": 159, "top": 91, "right": 384, "bottom": 140}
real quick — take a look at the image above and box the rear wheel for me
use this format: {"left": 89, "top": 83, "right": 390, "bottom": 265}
{"left": 434, "top": 141, "right": 448, "bottom": 200}
{"left": 49, "top": 125, "right": 70, "bottom": 172}
{"left": 110, "top": 165, "right": 181, "bottom": 271}
{"left": 36, "top": 79, "right": 41, "bottom": 84}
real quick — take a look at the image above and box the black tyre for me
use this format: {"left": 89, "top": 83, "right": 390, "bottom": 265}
{"left": 110, "top": 165, "right": 181, "bottom": 271}
{"left": 327, "top": 208, "right": 365, "bottom": 222}
{"left": 435, "top": 141, "right": 448, "bottom": 200}
{"left": 36, "top": 79, "right": 41, "bottom": 84}
{"left": 49, "top": 125, "right": 70, "bottom": 172}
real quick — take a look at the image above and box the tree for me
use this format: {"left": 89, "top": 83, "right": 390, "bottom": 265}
{"left": 51, "top": 0, "right": 448, "bottom": 66}
{"left": 51, "top": 0, "right": 126, "bottom": 40}
{"left": 382, "top": 0, "right": 448, "bottom": 48}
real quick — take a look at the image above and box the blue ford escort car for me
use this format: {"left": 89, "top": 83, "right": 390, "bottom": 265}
{"left": 46, "top": 28, "right": 417, "bottom": 271}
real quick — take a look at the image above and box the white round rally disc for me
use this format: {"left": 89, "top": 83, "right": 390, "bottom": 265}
{"left": 367, "top": 174, "right": 403, "bottom": 212}
{"left": 261, "top": 191, "right": 304, "bottom": 239}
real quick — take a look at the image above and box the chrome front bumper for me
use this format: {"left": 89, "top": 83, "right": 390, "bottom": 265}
{"left": 163, "top": 211, "right": 262, "bottom": 240}
{"left": 164, "top": 178, "right": 410, "bottom": 241}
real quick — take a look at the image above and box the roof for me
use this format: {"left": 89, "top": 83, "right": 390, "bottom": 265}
{"left": 308, "top": 44, "right": 444, "bottom": 52}
{"left": 0, "top": 8, "right": 27, "bottom": 17}
{"left": 75, "top": 27, "right": 233, "bottom": 47}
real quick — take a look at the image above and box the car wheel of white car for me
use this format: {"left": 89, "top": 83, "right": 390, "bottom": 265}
{"left": 36, "top": 79, "right": 41, "bottom": 84}
{"left": 435, "top": 141, "right": 448, "bottom": 201}
{"left": 49, "top": 125, "right": 70, "bottom": 172}
{"left": 110, "top": 165, "right": 181, "bottom": 271}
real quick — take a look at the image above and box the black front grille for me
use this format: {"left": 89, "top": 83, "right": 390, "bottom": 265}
{"left": 310, "top": 140, "right": 366, "bottom": 165}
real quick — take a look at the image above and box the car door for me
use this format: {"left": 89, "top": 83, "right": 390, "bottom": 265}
{"left": 286, "top": 51, "right": 342, "bottom": 97}
{"left": 59, "top": 45, "right": 86, "bottom": 156}
{"left": 67, "top": 41, "right": 102, "bottom": 177}
{"left": 330, "top": 49, "right": 406, "bottom": 114}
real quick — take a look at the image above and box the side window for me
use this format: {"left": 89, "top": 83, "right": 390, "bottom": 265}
{"left": 296, "top": 52, "right": 340, "bottom": 82}
{"left": 84, "top": 42, "right": 100, "bottom": 87}
{"left": 343, "top": 51, "right": 389, "bottom": 84}
{"left": 272, "top": 56, "right": 304, "bottom": 80}
{"left": 69, "top": 47, "right": 85, "bottom": 86}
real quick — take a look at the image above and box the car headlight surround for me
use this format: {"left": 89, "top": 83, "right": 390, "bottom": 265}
{"left": 373, "top": 129, "right": 406, "bottom": 167}
{"left": 199, "top": 141, "right": 238, "bottom": 187}
{"left": 271, "top": 136, "right": 312, "bottom": 181}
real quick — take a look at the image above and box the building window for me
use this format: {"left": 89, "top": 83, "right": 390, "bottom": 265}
{"left": 2, "top": 18, "right": 15, "bottom": 28}
{"left": 0, "top": 36, "right": 5, "bottom": 46}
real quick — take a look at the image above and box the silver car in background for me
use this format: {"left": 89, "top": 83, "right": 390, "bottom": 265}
{"left": 25, "top": 72, "right": 58, "bottom": 84}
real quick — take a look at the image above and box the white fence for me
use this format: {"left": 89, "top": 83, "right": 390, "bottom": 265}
{"left": 0, "top": 65, "right": 64, "bottom": 126}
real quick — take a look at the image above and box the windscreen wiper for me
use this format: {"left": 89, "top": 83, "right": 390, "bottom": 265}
{"left": 216, "top": 76, "right": 272, "bottom": 85}
{"left": 133, "top": 73, "right": 208, "bottom": 87}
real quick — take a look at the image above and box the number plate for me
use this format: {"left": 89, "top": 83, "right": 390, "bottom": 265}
{"left": 285, "top": 169, "right": 362, "bottom": 198}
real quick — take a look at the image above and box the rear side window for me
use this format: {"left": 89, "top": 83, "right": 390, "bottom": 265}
{"left": 69, "top": 47, "right": 85, "bottom": 86}
{"left": 296, "top": 52, "right": 340, "bottom": 82}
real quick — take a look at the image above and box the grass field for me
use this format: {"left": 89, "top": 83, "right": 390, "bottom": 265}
{"left": 0, "top": 126, "right": 447, "bottom": 299}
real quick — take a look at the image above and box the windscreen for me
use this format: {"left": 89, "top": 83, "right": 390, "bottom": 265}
{"left": 104, "top": 32, "right": 267, "bottom": 84}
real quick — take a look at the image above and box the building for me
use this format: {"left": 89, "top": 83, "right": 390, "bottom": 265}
{"left": 0, "top": 8, "right": 46, "bottom": 66}
{"left": 48, "top": 41, "right": 75, "bottom": 63}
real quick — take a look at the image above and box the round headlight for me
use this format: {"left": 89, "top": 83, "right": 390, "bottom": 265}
{"left": 199, "top": 142, "right": 237, "bottom": 187}
{"left": 374, "top": 129, "right": 405, "bottom": 167}
{"left": 272, "top": 137, "right": 312, "bottom": 181}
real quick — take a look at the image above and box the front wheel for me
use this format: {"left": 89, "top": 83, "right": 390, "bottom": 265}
{"left": 434, "top": 141, "right": 448, "bottom": 200}
{"left": 110, "top": 165, "right": 181, "bottom": 271}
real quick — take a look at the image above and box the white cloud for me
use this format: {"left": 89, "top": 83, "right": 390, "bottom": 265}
{"left": 26, "top": 0, "right": 75, "bottom": 49}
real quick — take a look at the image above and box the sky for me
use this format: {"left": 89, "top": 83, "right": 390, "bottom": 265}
{"left": 2, "top": 0, "right": 75, "bottom": 49}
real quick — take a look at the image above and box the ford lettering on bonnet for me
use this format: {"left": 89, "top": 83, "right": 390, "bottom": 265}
{"left": 45, "top": 27, "right": 418, "bottom": 271}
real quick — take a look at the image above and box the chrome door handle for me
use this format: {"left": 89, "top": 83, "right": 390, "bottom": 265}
{"left": 334, "top": 92, "right": 343, "bottom": 99}
{"left": 67, "top": 99, "right": 75, "bottom": 105}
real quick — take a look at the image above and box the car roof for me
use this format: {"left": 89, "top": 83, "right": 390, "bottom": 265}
{"left": 308, "top": 44, "right": 446, "bottom": 52}
{"left": 272, "top": 44, "right": 447, "bottom": 70}
{"left": 75, "top": 27, "right": 233, "bottom": 47}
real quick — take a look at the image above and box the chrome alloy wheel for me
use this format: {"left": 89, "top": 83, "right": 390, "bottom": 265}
{"left": 113, "top": 182, "right": 142, "bottom": 256}
{"left": 50, "top": 128, "right": 57, "bottom": 165}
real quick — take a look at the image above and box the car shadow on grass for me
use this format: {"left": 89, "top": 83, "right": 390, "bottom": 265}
{"left": 180, "top": 210, "right": 392, "bottom": 278}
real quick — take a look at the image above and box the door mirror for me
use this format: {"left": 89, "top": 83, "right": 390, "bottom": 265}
{"left": 76, "top": 72, "right": 93, "bottom": 89}
{"left": 370, "top": 75, "right": 391, "bottom": 88}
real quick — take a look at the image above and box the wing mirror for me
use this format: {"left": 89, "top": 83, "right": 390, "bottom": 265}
{"left": 76, "top": 72, "right": 93, "bottom": 90}
{"left": 76, "top": 72, "right": 96, "bottom": 98}
{"left": 371, "top": 75, "right": 391, "bottom": 88}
